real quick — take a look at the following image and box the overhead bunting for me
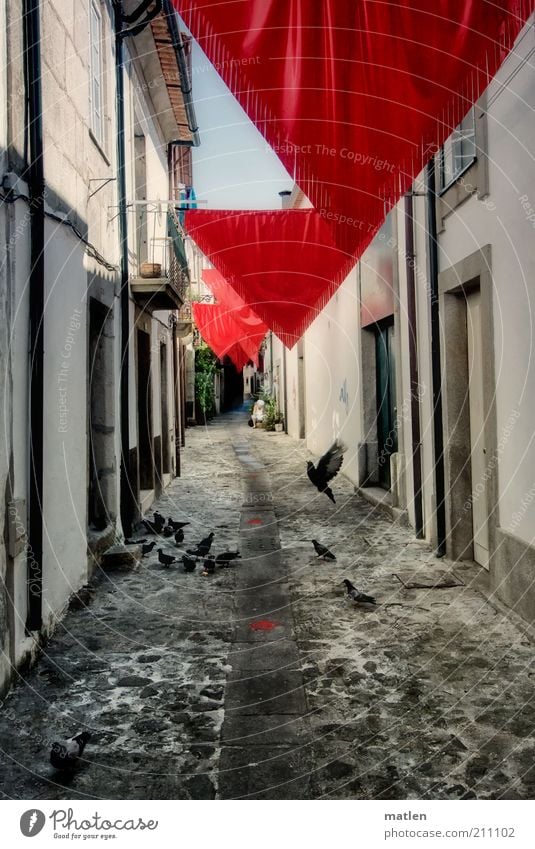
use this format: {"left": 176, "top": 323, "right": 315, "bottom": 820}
{"left": 201, "top": 268, "right": 268, "bottom": 355}
{"left": 192, "top": 302, "right": 258, "bottom": 371}
{"left": 177, "top": 0, "right": 533, "bottom": 339}
{"left": 177, "top": 0, "right": 533, "bottom": 233}
{"left": 187, "top": 209, "right": 352, "bottom": 346}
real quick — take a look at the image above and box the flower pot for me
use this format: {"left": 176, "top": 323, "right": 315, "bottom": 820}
{"left": 274, "top": 422, "right": 284, "bottom": 432}
{"left": 139, "top": 262, "right": 162, "bottom": 278}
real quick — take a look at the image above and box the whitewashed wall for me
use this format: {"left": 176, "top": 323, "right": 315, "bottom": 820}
{"left": 303, "top": 268, "right": 360, "bottom": 484}
{"left": 438, "top": 27, "right": 535, "bottom": 545}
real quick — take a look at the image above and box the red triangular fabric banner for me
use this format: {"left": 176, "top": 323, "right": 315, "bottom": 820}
{"left": 201, "top": 268, "right": 268, "bottom": 358}
{"left": 177, "top": 0, "right": 533, "bottom": 340}
{"left": 177, "top": 0, "right": 533, "bottom": 232}
{"left": 192, "top": 302, "right": 257, "bottom": 370}
{"left": 188, "top": 209, "right": 352, "bottom": 346}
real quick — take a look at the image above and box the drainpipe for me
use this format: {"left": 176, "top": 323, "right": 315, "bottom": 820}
{"left": 282, "top": 345, "right": 288, "bottom": 433}
{"left": 404, "top": 193, "right": 424, "bottom": 539}
{"left": 113, "top": 1, "right": 134, "bottom": 536}
{"left": 23, "top": 0, "right": 44, "bottom": 632}
{"left": 426, "top": 159, "right": 446, "bottom": 557}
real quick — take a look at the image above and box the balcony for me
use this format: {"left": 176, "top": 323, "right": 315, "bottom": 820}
{"left": 129, "top": 205, "right": 190, "bottom": 314}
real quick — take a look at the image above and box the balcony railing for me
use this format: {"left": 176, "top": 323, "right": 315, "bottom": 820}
{"left": 127, "top": 202, "right": 191, "bottom": 312}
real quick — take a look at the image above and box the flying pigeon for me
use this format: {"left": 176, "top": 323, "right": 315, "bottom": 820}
{"left": 182, "top": 554, "right": 197, "bottom": 573}
{"left": 215, "top": 551, "right": 241, "bottom": 568}
{"left": 188, "top": 532, "right": 215, "bottom": 558}
{"left": 306, "top": 440, "right": 346, "bottom": 503}
{"left": 50, "top": 731, "right": 91, "bottom": 771}
{"left": 202, "top": 556, "right": 216, "bottom": 576}
{"left": 342, "top": 579, "right": 376, "bottom": 605}
{"left": 174, "top": 529, "right": 184, "bottom": 545}
{"left": 312, "top": 540, "right": 336, "bottom": 560}
{"left": 168, "top": 518, "right": 190, "bottom": 531}
{"left": 141, "top": 541, "right": 156, "bottom": 557}
{"left": 158, "top": 548, "right": 177, "bottom": 567}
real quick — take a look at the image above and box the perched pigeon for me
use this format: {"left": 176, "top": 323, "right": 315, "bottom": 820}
{"left": 215, "top": 551, "right": 241, "bottom": 568}
{"left": 50, "top": 731, "right": 91, "bottom": 771}
{"left": 162, "top": 525, "right": 174, "bottom": 537}
{"left": 182, "top": 554, "right": 197, "bottom": 573}
{"left": 168, "top": 518, "right": 190, "bottom": 531}
{"left": 158, "top": 548, "right": 177, "bottom": 568}
{"left": 312, "top": 540, "right": 336, "bottom": 560}
{"left": 174, "top": 529, "right": 184, "bottom": 545}
{"left": 141, "top": 541, "right": 156, "bottom": 557}
{"left": 306, "top": 440, "right": 346, "bottom": 503}
{"left": 153, "top": 512, "right": 166, "bottom": 527}
{"left": 342, "top": 579, "right": 376, "bottom": 605}
{"left": 188, "top": 532, "right": 215, "bottom": 558}
{"left": 202, "top": 556, "right": 216, "bottom": 576}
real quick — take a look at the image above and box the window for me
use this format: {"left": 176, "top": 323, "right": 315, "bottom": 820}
{"left": 439, "top": 108, "right": 476, "bottom": 191}
{"left": 89, "top": 1, "right": 104, "bottom": 147}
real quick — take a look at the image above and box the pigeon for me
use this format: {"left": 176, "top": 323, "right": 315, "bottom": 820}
{"left": 141, "top": 541, "right": 156, "bottom": 557}
{"left": 168, "top": 518, "right": 190, "bottom": 531}
{"left": 182, "top": 554, "right": 197, "bottom": 573}
{"left": 174, "top": 529, "right": 184, "bottom": 545}
{"left": 158, "top": 548, "right": 177, "bottom": 568}
{"left": 215, "top": 551, "right": 241, "bottom": 568}
{"left": 342, "top": 579, "right": 376, "bottom": 605}
{"left": 162, "top": 525, "right": 174, "bottom": 537}
{"left": 306, "top": 440, "right": 346, "bottom": 503}
{"left": 142, "top": 518, "right": 163, "bottom": 535}
{"left": 188, "top": 532, "right": 215, "bottom": 558}
{"left": 202, "top": 556, "right": 216, "bottom": 576}
{"left": 153, "top": 512, "right": 166, "bottom": 527}
{"left": 312, "top": 540, "right": 336, "bottom": 560}
{"left": 50, "top": 731, "right": 91, "bottom": 771}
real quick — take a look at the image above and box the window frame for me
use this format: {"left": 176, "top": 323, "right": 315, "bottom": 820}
{"left": 439, "top": 107, "right": 477, "bottom": 194}
{"left": 89, "top": 0, "right": 105, "bottom": 150}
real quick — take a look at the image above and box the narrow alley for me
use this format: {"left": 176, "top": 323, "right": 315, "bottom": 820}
{"left": 1, "top": 410, "right": 533, "bottom": 801}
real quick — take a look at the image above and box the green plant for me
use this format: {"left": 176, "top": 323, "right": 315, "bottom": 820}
{"left": 262, "top": 396, "right": 283, "bottom": 431}
{"left": 195, "top": 343, "right": 217, "bottom": 418}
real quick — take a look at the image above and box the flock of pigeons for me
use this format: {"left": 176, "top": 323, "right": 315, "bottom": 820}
{"left": 49, "top": 439, "right": 374, "bottom": 772}
{"left": 130, "top": 513, "right": 242, "bottom": 577}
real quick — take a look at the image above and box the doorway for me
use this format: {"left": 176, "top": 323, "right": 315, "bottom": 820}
{"left": 439, "top": 245, "right": 496, "bottom": 567}
{"left": 137, "top": 328, "right": 154, "bottom": 492}
{"left": 375, "top": 320, "right": 398, "bottom": 489}
{"left": 160, "top": 342, "right": 170, "bottom": 476}
{"left": 466, "top": 289, "right": 489, "bottom": 568}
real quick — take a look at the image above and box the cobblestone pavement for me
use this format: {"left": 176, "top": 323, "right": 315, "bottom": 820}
{"left": 0, "top": 409, "right": 534, "bottom": 799}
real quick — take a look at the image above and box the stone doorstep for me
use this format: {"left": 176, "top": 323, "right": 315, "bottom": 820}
{"left": 100, "top": 544, "right": 141, "bottom": 571}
